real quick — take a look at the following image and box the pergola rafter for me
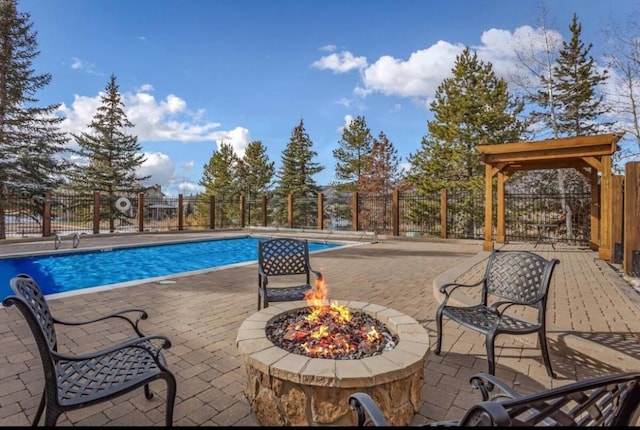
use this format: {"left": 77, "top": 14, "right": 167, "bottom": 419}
{"left": 476, "top": 133, "right": 624, "bottom": 261}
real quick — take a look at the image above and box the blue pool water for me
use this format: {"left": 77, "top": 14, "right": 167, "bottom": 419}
{"left": 0, "top": 236, "right": 340, "bottom": 299}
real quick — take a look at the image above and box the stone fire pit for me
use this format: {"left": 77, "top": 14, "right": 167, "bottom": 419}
{"left": 235, "top": 300, "right": 430, "bottom": 426}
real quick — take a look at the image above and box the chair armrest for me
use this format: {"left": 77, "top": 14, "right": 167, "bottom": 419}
{"left": 348, "top": 392, "right": 389, "bottom": 426}
{"left": 470, "top": 372, "right": 522, "bottom": 401}
{"left": 439, "top": 278, "right": 484, "bottom": 295}
{"left": 439, "top": 279, "right": 485, "bottom": 308}
{"left": 51, "top": 334, "right": 172, "bottom": 365}
{"left": 488, "top": 297, "right": 543, "bottom": 317}
{"left": 53, "top": 308, "right": 149, "bottom": 337}
{"left": 311, "top": 269, "right": 323, "bottom": 281}
{"left": 258, "top": 268, "right": 269, "bottom": 288}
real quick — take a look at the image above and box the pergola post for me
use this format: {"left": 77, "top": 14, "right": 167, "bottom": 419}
{"left": 598, "top": 155, "right": 613, "bottom": 261}
{"left": 483, "top": 164, "right": 494, "bottom": 251}
{"left": 589, "top": 169, "right": 600, "bottom": 250}
{"left": 496, "top": 171, "right": 506, "bottom": 244}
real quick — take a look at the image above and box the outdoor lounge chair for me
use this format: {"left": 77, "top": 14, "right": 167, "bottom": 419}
{"left": 435, "top": 249, "right": 559, "bottom": 378}
{"left": 257, "top": 237, "right": 323, "bottom": 310}
{"left": 2, "top": 273, "right": 177, "bottom": 426}
{"left": 348, "top": 371, "right": 640, "bottom": 426}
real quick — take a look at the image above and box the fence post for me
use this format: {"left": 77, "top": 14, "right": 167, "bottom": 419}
{"left": 624, "top": 162, "right": 640, "bottom": 277}
{"left": 93, "top": 191, "right": 100, "bottom": 234}
{"left": 261, "top": 195, "right": 267, "bottom": 227}
{"left": 209, "top": 196, "right": 216, "bottom": 229}
{"left": 240, "top": 195, "right": 246, "bottom": 228}
{"left": 42, "top": 191, "right": 52, "bottom": 237}
{"left": 288, "top": 194, "right": 294, "bottom": 228}
{"left": 352, "top": 192, "right": 359, "bottom": 232}
{"left": 612, "top": 175, "right": 624, "bottom": 264}
{"left": 440, "top": 189, "right": 447, "bottom": 238}
{"left": 392, "top": 189, "right": 399, "bottom": 236}
{"left": 138, "top": 193, "right": 144, "bottom": 232}
{"left": 317, "top": 192, "right": 324, "bottom": 230}
{"left": 178, "top": 194, "right": 184, "bottom": 230}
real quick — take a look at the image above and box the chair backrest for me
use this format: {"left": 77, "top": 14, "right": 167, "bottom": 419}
{"left": 483, "top": 250, "right": 559, "bottom": 311}
{"left": 464, "top": 372, "right": 640, "bottom": 426}
{"left": 258, "top": 238, "right": 311, "bottom": 276}
{"left": 3, "top": 274, "right": 58, "bottom": 388}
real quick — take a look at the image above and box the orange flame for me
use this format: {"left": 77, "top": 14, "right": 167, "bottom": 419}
{"left": 304, "top": 277, "right": 351, "bottom": 322}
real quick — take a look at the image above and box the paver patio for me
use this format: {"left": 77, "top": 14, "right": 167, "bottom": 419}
{"left": 0, "top": 231, "right": 639, "bottom": 426}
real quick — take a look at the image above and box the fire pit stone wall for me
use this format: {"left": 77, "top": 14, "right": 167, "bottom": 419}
{"left": 236, "top": 300, "right": 430, "bottom": 426}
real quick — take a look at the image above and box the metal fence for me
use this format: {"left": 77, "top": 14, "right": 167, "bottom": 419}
{"left": 2, "top": 188, "right": 592, "bottom": 246}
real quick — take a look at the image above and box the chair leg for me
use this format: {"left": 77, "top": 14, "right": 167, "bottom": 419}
{"left": 33, "top": 391, "right": 46, "bottom": 426}
{"left": 164, "top": 373, "right": 178, "bottom": 427}
{"left": 435, "top": 306, "right": 444, "bottom": 355}
{"left": 538, "top": 330, "right": 557, "bottom": 379}
{"left": 44, "top": 408, "right": 61, "bottom": 427}
{"left": 486, "top": 335, "right": 496, "bottom": 376}
{"left": 144, "top": 384, "right": 153, "bottom": 400}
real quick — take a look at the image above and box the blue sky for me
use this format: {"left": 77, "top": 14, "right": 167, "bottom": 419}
{"left": 20, "top": 0, "right": 640, "bottom": 195}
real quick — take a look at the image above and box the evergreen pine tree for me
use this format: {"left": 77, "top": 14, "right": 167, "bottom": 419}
{"left": 70, "top": 74, "right": 148, "bottom": 231}
{"left": 236, "top": 140, "right": 274, "bottom": 225}
{"left": 332, "top": 115, "right": 372, "bottom": 192}
{"left": 274, "top": 119, "right": 323, "bottom": 226}
{"left": 198, "top": 142, "right": 240, "bottom": 227}
{"left": 408, "top": 47, "right": 525, "bottom": 193}
{"left": 0, "top": 0, "right": 69, "bottom": 239}
{"left": 407, "top": 47, "right": 525, "bottom": 235}
{"left": 526, "top": 13, "right": 610, "bottom": 242}
{"left": 239, "top": 140, "right": 275, "bottom": 197}
{"left": 553, "top": 13, "right": 610, "bottom": 136}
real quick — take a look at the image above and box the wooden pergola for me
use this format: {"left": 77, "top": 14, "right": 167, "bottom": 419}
{"left": 476, "top": 133, "right": 624, "bottom": 261}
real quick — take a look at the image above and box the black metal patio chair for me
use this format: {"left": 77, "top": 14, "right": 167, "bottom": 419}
{"left": 435, "top": 249, "right": 560, "bottom": 378}
{"left": 349, "top": 371, "right": 640, "bottom": 426}
{"left": 2, "top": 273, "right": 177, "bottom": 426}
{"left": 257, "top": 237, "right": 323, "bottom": 310}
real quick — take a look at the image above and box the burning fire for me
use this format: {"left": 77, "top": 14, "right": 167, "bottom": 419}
{"left": 285, "top": 277, "right": 381, "bottom": 357}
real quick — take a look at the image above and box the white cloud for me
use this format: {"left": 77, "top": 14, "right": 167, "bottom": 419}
{"left": 137, "top": 152, "right": 175, "bottom": 187}
{"left": 176, "top": 181, "right": 203, "bottom": 194}
{"left": 181, "top": 161, "right": 194, "bottom": 171}
{"left": 57, "top": 86, "right": 224, "bottom": 144}
{"left": 69, "top": 57, "right": 99, "bottom": 75}
{"left": 57, "top": 85, "right": 253, "bottom": 195}
{"left": 358, "top": 40, "right": 464, "bottom": 98}
{"left": 320, "top": 44, "right": 337, "bottom": 52}
{"left": 337, "top": 114, "right": 354, "bottom": 133}
{"left": 311, "top": 51, "right": 368, "bottom": 74}
{"left": 211, "top": 126, "right": 252, "bottom": 158}
{"left": 324, "top": 25, "right": 568, "bottom": 103}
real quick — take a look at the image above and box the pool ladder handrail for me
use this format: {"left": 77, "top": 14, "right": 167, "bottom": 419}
{"left": 54, "top": 233, "right": 81, "bottom": 250}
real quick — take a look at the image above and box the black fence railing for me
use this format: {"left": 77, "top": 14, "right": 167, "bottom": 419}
{"left": 1, "top": 188, "right": 592, "bottom": 246}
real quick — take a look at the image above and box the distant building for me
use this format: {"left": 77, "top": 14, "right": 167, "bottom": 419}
{"left": 143, "top": 185, "right": 177, "bottom": 220}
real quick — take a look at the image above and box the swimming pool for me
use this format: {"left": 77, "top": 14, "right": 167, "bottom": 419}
{"left": 0, "top": 236, "right": 342, "bottom": 300}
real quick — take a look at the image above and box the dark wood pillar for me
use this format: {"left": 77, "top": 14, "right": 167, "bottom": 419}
{"left": 138, "top": 193, "right": 145, "bottom": 232}
{"left": 93, "top": 191, "right": 100, "bottom": 234}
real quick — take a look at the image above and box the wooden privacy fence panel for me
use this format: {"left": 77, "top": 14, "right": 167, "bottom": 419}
{"left": 624, "top": 162, "right": 640, "bottom": 277}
